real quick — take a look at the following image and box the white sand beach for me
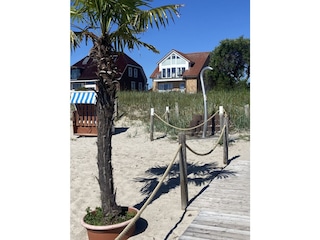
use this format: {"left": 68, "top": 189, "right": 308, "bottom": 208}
{"left": 70, "top": 117, "right": 250, "bottom": 240}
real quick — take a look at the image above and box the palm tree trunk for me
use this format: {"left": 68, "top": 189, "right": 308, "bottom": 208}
{"left": 96, "top": 96, "right": 121, "bottom": 218}
{"left": 94, "top": 36, "right": 122, "bottom": 218}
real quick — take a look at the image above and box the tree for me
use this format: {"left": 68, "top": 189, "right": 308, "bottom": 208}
{"left": 207, "top": 36, "right": 250, "bottom": 90}
{"left": 70, "top": 0, "right": 183, "bottom": 221}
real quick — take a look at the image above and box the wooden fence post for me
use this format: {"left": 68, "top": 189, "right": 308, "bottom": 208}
{"left": 175, "top": 102, "right": 179, "bottom": 118}
{"left": 219, "top": 106, "right": 224, "bottom": 132}
{"left": 223, "top": 115, "right": 229, "bottom": 165}
{"left": 244, "top": 104, "right": 250, "bottom": 118}
{"left": 150, "top": 108, "right": 154, "bottom": 141}
{"left": 179, "top": 133, "right": 188, "bottom": 210}
{"left": 211, "top": 114, "right": 215, "bottom": 136}
{"left": 165, "top": 106, "right": 169, "bottom": 123}
{"left": 165, "top": 106, "right": 170, "bottom": 133}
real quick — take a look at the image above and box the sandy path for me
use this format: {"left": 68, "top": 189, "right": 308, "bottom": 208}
{"left": 70, "top": 117, "right": 250, "bottom": 239}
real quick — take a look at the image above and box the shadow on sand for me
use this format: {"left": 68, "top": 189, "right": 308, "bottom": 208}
{"left": 113, "top": 127, "right": 129, "bottom": 135}
{"left": 132, "top": 154, "right": 241, "bottom": 237}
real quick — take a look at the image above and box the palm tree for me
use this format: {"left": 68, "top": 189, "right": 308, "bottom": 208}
{"left": 71, "top": 0, "right": 183, "bottom": 220}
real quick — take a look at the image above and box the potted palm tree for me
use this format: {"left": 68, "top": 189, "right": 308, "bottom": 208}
{"left": 71, "top": 0, "right": 183, "bottom": 239}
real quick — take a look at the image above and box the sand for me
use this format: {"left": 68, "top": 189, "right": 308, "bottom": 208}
{"left": 70, "top": 117, "right": 250, "bottom": 240}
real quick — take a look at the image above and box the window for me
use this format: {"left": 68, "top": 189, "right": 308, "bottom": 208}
{"left": 167, "top": 68, "right": 171, "bottom": 78}
{"left": 172, "top": 54, "right": 176, "bottom": 64}
{"left": 177, "top": 67, "right": 185, "bottom": 76}
{"left": 172, "top": 68, "right": 176, "bottom": 77}
{"left": 134, "top": 68, "right": 138, "bottom": 78}
{"left": 128, "top": 67, "right": 133, "bottom": 77}
{"left": 138, "top": 82, "right": 142, "bottom": 91}
{"left": 72, "top": 83, "right": 83, "bottom": 90}
{"left": 71, "top": 68, "right": 81, "bottom": 79}
{"left": 158, "top": 83, "right": 173, "bottom": 91}
{"left": 131, "top": 81, "right": 136, "bottom": 90}
{"left": 162, "top": 69, "right": 166, "bottom": 78}
{"left": 177, "top": 67, "right": 186, "bottom": 76}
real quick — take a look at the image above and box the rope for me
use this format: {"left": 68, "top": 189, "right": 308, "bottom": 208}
{"left": 185, "top": 124, "right": 226, "bottom": 156}
{"left": 153, "top": 110, "right": 219, "bottom": 131}
{"left": 115, "top": 144, "right": 182, "bottom": 240}
{"left": 118, "top": 112, "right": 229, "bottom": 239}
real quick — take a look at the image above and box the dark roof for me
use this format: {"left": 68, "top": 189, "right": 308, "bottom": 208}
{"left": 150, "top": 50, "right": 210, "bottom": 79}
{"left": 71, "top": 53, "right": 143, "bottom": 80}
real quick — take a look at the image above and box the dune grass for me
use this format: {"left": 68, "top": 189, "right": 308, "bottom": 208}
{"left": 116, "top": 89, "right": 250, "bottom": 135}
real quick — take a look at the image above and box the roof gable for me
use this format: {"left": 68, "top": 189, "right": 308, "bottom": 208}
{"left": 157, "top": 49, "right": 190, "bottom": 65}
{"left": 150, "top": 50, "right": 210, "bottom": 78}
{"left": 71, "top": 53, "right": 143, "bottom": 80}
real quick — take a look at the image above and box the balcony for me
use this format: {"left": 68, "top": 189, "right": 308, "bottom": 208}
{"left": 154, "top": 73, "right": 184, "bottom": 81}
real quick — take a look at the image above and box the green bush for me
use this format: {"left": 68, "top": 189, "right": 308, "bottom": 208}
{"left": 84, "top": 207, "right": 136, "bottom": 225}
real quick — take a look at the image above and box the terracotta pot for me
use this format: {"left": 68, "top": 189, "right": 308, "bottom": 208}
{"left": 81, "top": 206, "right": 138, "bottom": 240}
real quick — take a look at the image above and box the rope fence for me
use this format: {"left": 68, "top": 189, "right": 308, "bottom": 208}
{"left": 115, "top": 144, "right": 182, "bottom": 240}
{"left": 150, "top": 106, "right": 224, "bottom": 141}
{"left": 117, "top": 106, "right": 230, "bottom": 240}
{"left": 186, "top": 124, "right": 226, "bottom": 157}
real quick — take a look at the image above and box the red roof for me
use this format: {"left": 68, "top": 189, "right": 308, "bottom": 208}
{"left": 150, "top": 50, "right": 210, "bottom": 79}
{"left": 71, "top": 53, "right": 143, "bottom": 80}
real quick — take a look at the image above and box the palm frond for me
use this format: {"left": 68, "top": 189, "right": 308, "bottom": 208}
{"left": 70, "top": 0, "right": 183, "bottom": 54}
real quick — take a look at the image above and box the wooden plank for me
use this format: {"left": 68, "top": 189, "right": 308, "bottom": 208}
{"left": 183, "top": 223, "right": 249, "bottom": 239}
{"left": 84, "top": 104, "right": 88, "bottom": 127}
{"left": 197, "top": 211, "right": 250, "bottom": 222}
{"left": 192, "top": 212, "right": 250, "bottom": 232}
{"left": 179, "top": 160, "right": 250, "bottom": 239}
{"left": 87, "top": 104, "right": 92, "bottom": 126}
{"left": 78, "top": 105, "right": 84, "bottom": 126}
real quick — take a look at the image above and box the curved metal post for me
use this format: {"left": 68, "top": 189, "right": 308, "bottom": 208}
{"left": 200, "top": 66, "right": 213, "bottom": 138}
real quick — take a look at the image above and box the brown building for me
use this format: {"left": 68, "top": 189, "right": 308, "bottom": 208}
{"left": 70, "top": 53, "right": 148, "bottom": 91}
{"left": 150, "top": 50, "right": 210, "bottom": 93}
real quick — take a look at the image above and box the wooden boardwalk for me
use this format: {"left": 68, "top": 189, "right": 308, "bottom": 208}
{"left": 179, "top": 159, "right": 250, "bottom": 240}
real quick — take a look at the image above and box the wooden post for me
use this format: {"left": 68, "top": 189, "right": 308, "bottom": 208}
{"left": 244, "top": 104, "right": 250, "bottom": 118}
{"left": 165, "top": 106, "right": 169, "bottom": 123}
{"left": 211, "top": 114, "right": 215, "bottom": 136}
{"left": 223, "top": 115, "right": 229, "bottom": 165}
{"left": 150, "top": 108, "right": 154, "bottom": 141}
{"left": 179, "top": 133, "right": 188, "bottom": 209}
{"left": 219, "top": 106, "right": 224, "bottom": 132}
{"left": 175, "top": 102, "right": 179, "bottom": 118}
{"left": 165, "top": 106, "right": 170, "bottom": 133}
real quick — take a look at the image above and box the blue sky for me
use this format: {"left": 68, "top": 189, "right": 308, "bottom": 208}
{"left": 71, "top": 0, "right": 250, "bottom": 88}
